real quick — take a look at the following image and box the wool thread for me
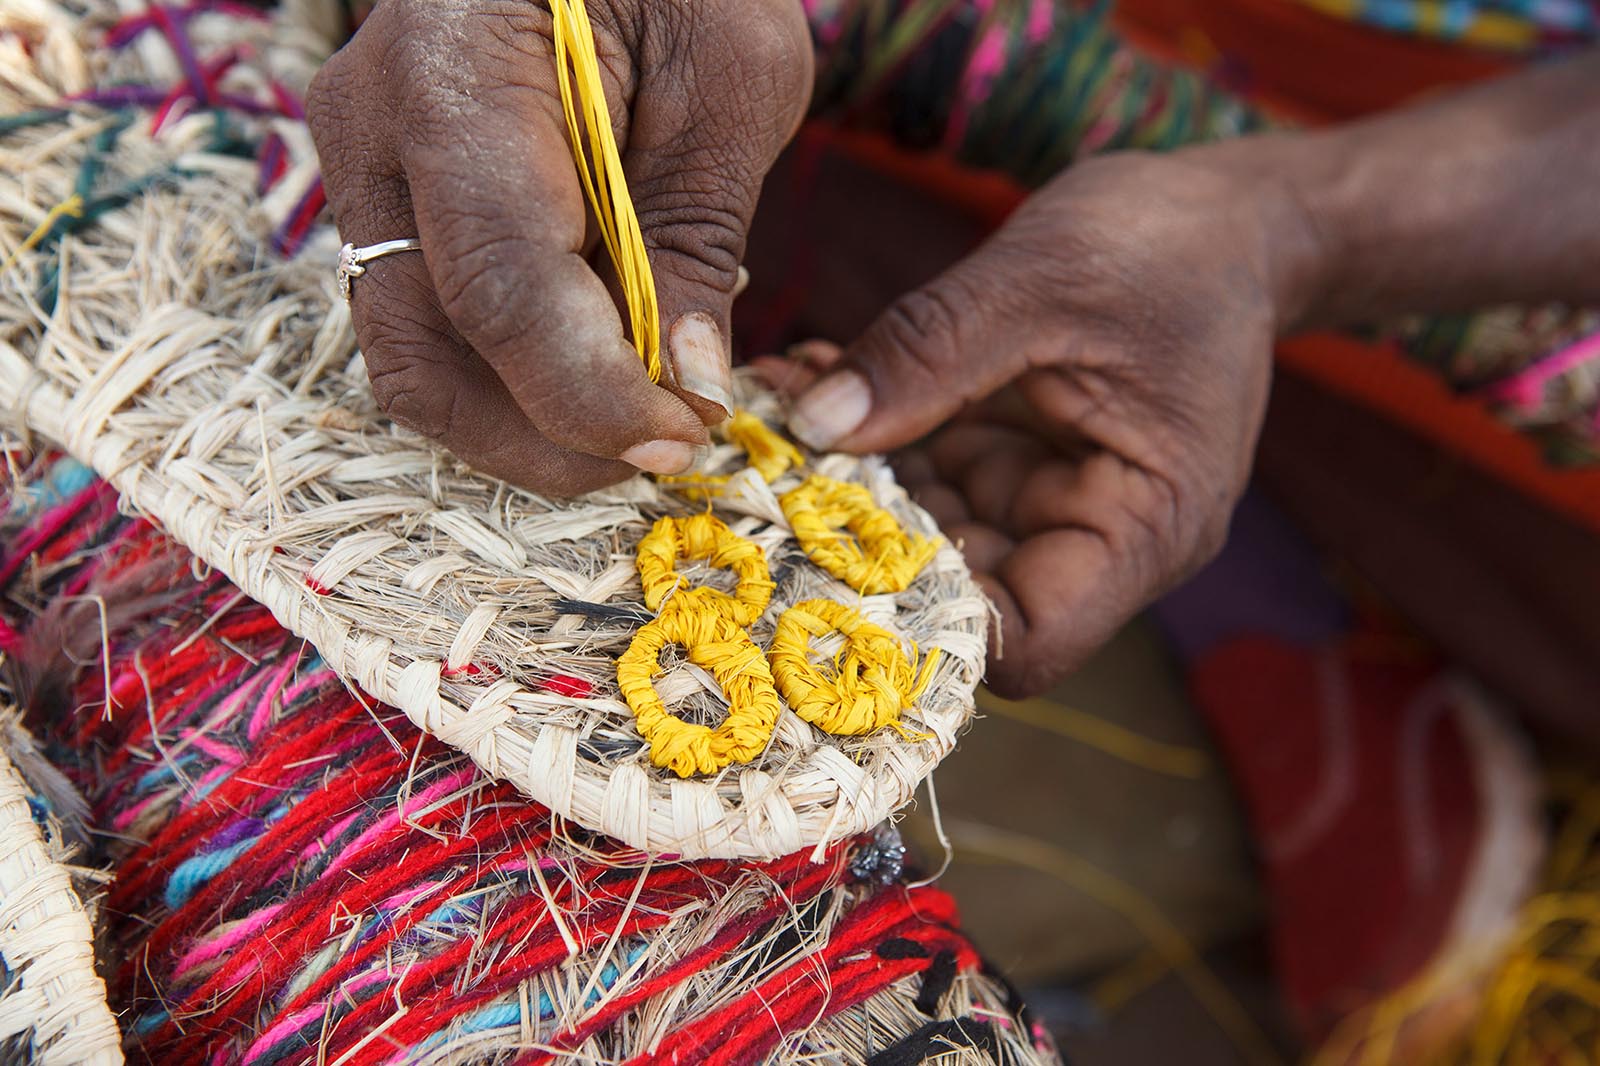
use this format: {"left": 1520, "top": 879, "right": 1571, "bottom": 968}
{"left": 549, "top": 0, "right": 662, "bottom": 381}
{"left": 633, "top": 419, "right": 943, "bottom": 773}
{"left": 769, "top": 598, "right": 939, "bottom": 739}
{"left": 615, "top": 605, "right": 784, "bottom": 777}
{"left": 0, "top": 464, "right": 1061, "bottom": 1065}
{"left": 635, "top": 420, "right": 943, "bottom": 773}
{"left": 635, "top": 513, "right": 775, "bottom": 626}
{"left": 781, "top": 474, "right": 942, "bottom": 595}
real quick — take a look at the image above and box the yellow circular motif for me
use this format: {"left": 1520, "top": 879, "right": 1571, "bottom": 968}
{"left": 635, "top": 513, "right": 774, "bottom": 626}
{"left": 768, "top": 599, "right": 938, "bottom": 738}
{"left": 779, "top": 476, "right": 940, "bottom": 595}
{"left": 616, "top": 605, "right": 783, "bottom": 778}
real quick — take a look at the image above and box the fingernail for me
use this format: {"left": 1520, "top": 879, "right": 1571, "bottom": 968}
{"left": 733, "top": 266, "right": 751, "bottom": 298}
{"left": 789, "top": 370, "right": 871, "bottom": 450}
{"left": 669, "top": 312, "right": 733, "bottom": 414}
{"left": 622, "top": 439, "right": 702, "bottom": 475}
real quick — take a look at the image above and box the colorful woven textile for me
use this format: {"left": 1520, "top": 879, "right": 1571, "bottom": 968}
{"left": 1291, "top": 0, "right": 1599, "bottom": 53}
{"left": 0, "top": 454, "right": 1059, "bottom": 1066}
{"left": 0, "top": 0, "right": 989, "bottom": 862}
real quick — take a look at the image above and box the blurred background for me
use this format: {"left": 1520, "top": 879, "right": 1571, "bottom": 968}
{"left": 730, "top": 6, "right": 1600, "bottom": 1056}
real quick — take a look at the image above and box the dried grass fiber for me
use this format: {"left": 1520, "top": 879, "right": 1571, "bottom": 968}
{"left": 0, "top": 0, "right": 989, "bottom": 859}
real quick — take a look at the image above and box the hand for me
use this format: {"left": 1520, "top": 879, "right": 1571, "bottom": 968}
{"left": 308, "top": 0, "right": 812, "bottom": 494}
{"left": 757, "top": 151, "right": 1315, "bottom": 697}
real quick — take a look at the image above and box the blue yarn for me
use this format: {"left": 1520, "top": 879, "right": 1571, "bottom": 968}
{"left": 133, "top": 1009, "right": 169, "bottom": 1036}
{"left": 6, "top": 458, "right": 95, "bottom": 518}
{"left": 413, "top": 944, "right": 648, "bottom": 1052}
{"left": 135, "top": 752, "right": 201, "bottom": 790}
{"left": 164, "top": 837, "right": 256, "bottom": 908}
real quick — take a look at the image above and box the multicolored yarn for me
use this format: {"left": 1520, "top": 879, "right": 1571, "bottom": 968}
{"left": 1291, "top": 0, "right": 1599, "bottom": 54}
{"left": 803, "top": 0, "right": 1268, "bottom": 187}
{"left": 0, "top": 455, "right": 1057, "bottom": 1065}
{"left": 0, "top": 0, "right": 323, "bottom": 279}
{"left": 1391, "top": 307, "right": 1600, "bottom": 466}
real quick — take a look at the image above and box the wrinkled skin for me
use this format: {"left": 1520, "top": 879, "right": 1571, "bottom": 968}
{"left": 756, "top": 154, "right": 1302, "bottom": 696}
{"left": 309, "top": 8, "right": 1600, "bottom": 703}
{"left": 307, "top": 0, "right": 812, "bottom": 494}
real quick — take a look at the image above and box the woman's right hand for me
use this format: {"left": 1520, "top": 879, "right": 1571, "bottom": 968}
{"left": 307, "top": 0, "right": 813, "bottom": 494}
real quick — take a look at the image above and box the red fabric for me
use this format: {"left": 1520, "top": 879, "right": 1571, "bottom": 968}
{"left": 1191, "top": 637, "right": 1484, "bottom": 1037}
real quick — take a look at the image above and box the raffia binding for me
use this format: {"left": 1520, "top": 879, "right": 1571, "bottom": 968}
{"left": 0, "top": 0, "right": 989, "bottom": 860}
{"left": 0, "top": 712, "right": 121, "bottom": 1065}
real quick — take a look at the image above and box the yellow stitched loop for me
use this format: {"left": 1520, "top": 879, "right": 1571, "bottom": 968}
{"left": 725, "top": 411, "right": 806, "bottom": 483}
{"left": 549, "top": 0, "right": 662, "bottom": 381}
{"left": 769, "top": 599, "right": 938, "bottom": 739}
{"left": 636, "top": 514, "right": 775, "bottom": 626}
{"left": 779, "top": 475, "right": 940, "bottom": 595}
{"left": 616, "top": 607, "right": 783, "bottom": 777}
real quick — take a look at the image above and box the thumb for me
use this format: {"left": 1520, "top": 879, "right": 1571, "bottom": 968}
{"left": 621, "top": 0, "right": 812, "bottom": 424}
{"left": 787, "top": 250, "right": 1040, "bottom": 454}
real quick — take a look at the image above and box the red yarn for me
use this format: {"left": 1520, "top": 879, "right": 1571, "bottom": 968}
{"left": 0, "top": 477, "right": 1029, "bottom": 1066}
{"left": 541, "top": 673, "right": 594, "bottom": 699}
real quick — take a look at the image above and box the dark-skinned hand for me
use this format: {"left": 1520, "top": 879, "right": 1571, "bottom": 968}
{"left": 307, "top": 0, "right": 812, "bottom": 494}
{"left": 755, "top": 153, "right": 1310, "bottom": 698}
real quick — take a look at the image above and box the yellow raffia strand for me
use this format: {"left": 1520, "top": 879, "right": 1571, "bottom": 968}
{"left": 769, "top": 599, "right": 937, "bottom": 739}
{"left": 1306, "top": 776, "right": 1600, "bottom": 1066}
{"left": 549, "top": 0, "right": 661, "bottom": 381}
{"left": 780, "top": 475, "right": 940, "bottom": 595}
{"left": 724, "top": 410, "right": 806, "bottom": 483}
{"left": 0, "top": 193, "right": 83, "bottom": 276}
{"left": 615, "top": 606, "right": 782, "bottom": 777}
{"left": 655, "top": 410, "right": 807, "bottom": 500}
{"left": 635, "top": 513, "right": 774, "bottom": 626}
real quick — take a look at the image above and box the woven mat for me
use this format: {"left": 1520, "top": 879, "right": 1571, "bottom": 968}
{"left": 0, "top": 0, "right": 989, "bottom": 859}
{"left": 0, "top": 711, "right": 120, "bottom": 1065}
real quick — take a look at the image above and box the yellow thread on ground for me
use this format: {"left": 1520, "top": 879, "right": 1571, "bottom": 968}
{"left": 1312, "top": 777, "right": 1600, "bottom": 1066}
{"left": 549, "top": 0, "right": 661, "bottom": 380}
{"left": 615, "top": 605, "right": 782, "bottom": 777}
{"left": 973, "top": 689, "right": 1210, "bottom": 780}
{"left": 0, "top": 193, "right": 83, "bottom": 276}
{"left": 769, "top": 599, "right": 937, "bottom": 739}
{"left": 636, "top": 513, "right": 774, "bottom": 627}
{"left": 725, "top": 411, "right": 806, "bottom": 483}
{"left": 780, "top": 475, "right": 940, "bottom": 595}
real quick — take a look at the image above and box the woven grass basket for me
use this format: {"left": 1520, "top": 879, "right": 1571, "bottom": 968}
{"left": 0, "top": 711, "right": 121, "bottom": 1065}
{"left": 0, "top": 0, "right": 989, "bottom": 861}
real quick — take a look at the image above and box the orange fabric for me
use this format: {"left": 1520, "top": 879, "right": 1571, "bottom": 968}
{"left": 798, "top": 125, "right": 1025, "bottom": 228}
{"left": 1112, "top": 0, "right": 1515, "bottom": 122}
{"left": 1276, "top": 334, "right": 1600, "bottom": 535}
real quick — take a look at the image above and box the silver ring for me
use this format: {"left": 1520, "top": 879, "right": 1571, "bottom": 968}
{"left": 337, "top": 238, "right": 422, "bottom": 301}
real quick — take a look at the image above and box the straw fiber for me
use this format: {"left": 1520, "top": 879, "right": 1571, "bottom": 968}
{"left": 0, "top": 0, "right": 989, "bottom": 859}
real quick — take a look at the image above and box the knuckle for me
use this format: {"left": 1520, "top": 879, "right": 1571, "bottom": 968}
{"left": 429, "top": 228, "right": 530, "bottom": 348}
{"left": 729, "top": 4, "right": 812, "bottom": 93}
{"left": 368, "top": 365, "right": 458, "bottom": 439}
{"left": 870, "top": 283, "right": 971, "bottom": 384}
{"left": 305, "top": 54, "right": 358, "bottom": 148}
{"left": 359, "top": 330, "right": 460, "bottom": 439}
{"left": 636, "top": 195, "right": 746, "bottom": 290}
